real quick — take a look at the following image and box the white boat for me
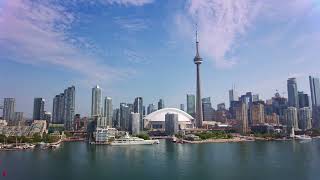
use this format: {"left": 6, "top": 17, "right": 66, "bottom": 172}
{"left": 294, "top": 135, "right": 312, "bottom": 140}
{"left": 110, "top": 133, "right": 160, "bottom": 146}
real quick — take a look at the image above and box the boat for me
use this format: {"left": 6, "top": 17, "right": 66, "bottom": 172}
{"left": 294, "top": 135, "right": 312, "bottom": 140}
{"left": 110, "top": 132, "right": 160, "bottom": 146}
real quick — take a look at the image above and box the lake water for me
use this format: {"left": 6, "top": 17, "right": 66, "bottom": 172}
{"left": 0, "top": 139, "right": 320, "bottom": 180}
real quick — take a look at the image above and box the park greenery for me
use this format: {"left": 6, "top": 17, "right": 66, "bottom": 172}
{"left": 195, "top": 131, "right": 233, "bottom": 140}
{"left": 135, "top": 133, "right": 150, "bottom": 140}
{"left": 0, "top": 133, "right": 61, "bottom": 144}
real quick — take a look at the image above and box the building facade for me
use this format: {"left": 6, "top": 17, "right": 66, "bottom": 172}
{"left": 165, "top": 113, "right": 179, "bottom": 135}
{"left": 104, "top": 97, "right": 113, "bottom": 127}
{"left": 91, "top": 85, "right": 102, "bottom": 117}
{"left": 285, "top": 107, "right": 299, "bottom": 130}
{"left": 287, "top": 78, "right": 299, "bottom": 108}
{"left": 187, "top": 94, "right": 196, "bottom": 117}
{"left": 298, "top": 107, "right": 312, "bottom": 130}
{"left": 130, "top": 112, "right": 140, "bottom": 135}
{"left": 250, "top": 101, "right": 265, "bottom": 125}
{"left": 33, "top": 98, "right": 45, "bottom": 120}
{"left": 134, "top": 97, "right": 143, "bottom": 131}
{"left": 3, "top": 98, "right": 15, "bottom": 122}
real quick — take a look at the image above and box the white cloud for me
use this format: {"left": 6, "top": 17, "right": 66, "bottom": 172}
{"left": 113, "top": 16, "right": 149, "bottom": 32}
{"left": 104, "top": 0, "right": 153, "bottom": 6}
{"left": 0, "top": 0, "right": 134, "bottom": 86}
{"left": 175, "top": 0, "right": 262, "bottom": 68}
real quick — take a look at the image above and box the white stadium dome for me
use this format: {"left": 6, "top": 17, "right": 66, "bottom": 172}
{"left": 143, "top": 108, "right": 194, "bottom": 130}
{"left": 144, "top": 108, "right": 194, "bottom": 122}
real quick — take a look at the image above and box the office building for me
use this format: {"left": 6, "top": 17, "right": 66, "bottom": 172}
{"left": 287, "top": 78, "right": 299, "bottom": 108}
{"left": 180, "top": 104, "right": 185, "bottom": 111}
{"left": 14, "top": 112, "right": 23, "bottom": 122}
{"left": 3, "top": 98, "right": 15, "bottom": 122}
{"left": 298, "top": 91, "right": 309, "bottom": 108}
{"left": 217, "top": 103, "right": 226, "bottom": 111}
{"left": 234, "top": 101, "right": 249, "bottom": 134}
{"left": 52, "top": 93, "right": 65, "bottom": 124}
{"left": 64, "top": 86, "right": 75, "bottom": 130}
{"left": 147, "top": 104, "right": 155, "bottom": 115}
{"left": 165, "top": 113, "right": 179, "bottom": 135}
{"left": 187, "top": 94, "right": 196, "bottom": 117}
{"left": 91, "top": 85, "right": 102, "bottom": 117}
{"left": 309, "top": 76, "right": 320, "bottom": 106}
{"left": 134, "top": 97, "right": 143, "bottom": 130}
{"left": 158, "top": 99, "right": 164, "bottom": 110}
{"left": 104, "top": 97, "right": 113, "bottom": 127}
{"left": 33, "top": 98, "right": 45, "bottom": 120}
{"left": 250, "top": 101, "right": 265, "bottom": 125}
{"left": 202, "top": 97, "right": 214, "bottom": 121}
{"left": 229, "top": 88, "right": 238, "bottom": 107}
{"left": 130, "top": 112, "right": 140, "bottom": 135}
{"left": 298, "top": 107, "right": 312, "bottom": 130}
{"left": 112, "top": 108, "right": 120, "bottom": 128}
{"left": 285, "top": 107, "right": 299, "bottom": 130}
{"left": 43, "top": 112, "right": 52, "bottom": 123}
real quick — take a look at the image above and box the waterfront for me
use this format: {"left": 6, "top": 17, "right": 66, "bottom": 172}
{"left": 0, "top": 140, "right": 320, "bottom": 180}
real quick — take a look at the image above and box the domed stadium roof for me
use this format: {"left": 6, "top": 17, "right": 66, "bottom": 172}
{"left": 144, "top": 108, "right": 194, "bottom": 122}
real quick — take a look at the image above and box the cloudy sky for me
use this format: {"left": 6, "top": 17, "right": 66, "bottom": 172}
{"left": 0, "top": 0, "right": 320, "bottom": 117}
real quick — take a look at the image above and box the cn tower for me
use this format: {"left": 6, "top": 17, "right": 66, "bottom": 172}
{"left": 194, "top": 30, "right": 203, "bottom": 128}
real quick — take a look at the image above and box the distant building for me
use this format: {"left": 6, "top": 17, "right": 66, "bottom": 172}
{"left": 112, "top": 108, "right": 120, "bottom": 128}
{"left": 180, "top": 104, "right": 185, "bottom": 111}
{"left": 271, "top": 92, "right": 288, "bottom": 125}
{"left": 285, "top": 107, "right": 299, "bottom": 130}
{"left": 265, "top": 113, "right": 279, "bottom": 125}
{"left": 217, "top": 103, "right": 226, "bottom": 111}
{"left": 287, "top": 78, "right": 299, "bottom": 108}
{"left": 234, "top": 101, "right": 249, "bottom": 134}
{"left": 298, "top": 91, "right": 309, "bottom": 108}
{"left": 130, "top": 112, "right": 140, "bottom": 135}
{"left": 43, "top": 112, "right": 52, "bottom": 123}
{"left": 298, "top": 107, "right": 312, "bottom": 130}
{"left": 91, "top": 85, "right": 102, "bottom": 117}
{"left": 52, "top": 85, "right": 75, "bottom": 128}
{"left": 165, "top": 113, "right": 179, "bottom": 135}
{"left": 14, "top": 112, "right": 24, "bottom": 122}
{"left": 187, "top": 94, "right": 195, "bottom": 117}
{"left": 104, "top": 97, "right": 113, "bottom": 127}
{"left": 202, "top": 97, "right": 214, "bottom": 121}
{"left": 229, "top": 88, "right": 238, "bottom": 107}
{"left": 250, "top": 101, "right": 265, "bottom": 126}
{"left": 33, "top": 98, "right": 45, "bottom": 120}
{"left": 252, "top": 94, "right": 260, "bottom": 102}
{"left": 120, "top": 103, "right": 132, "bottom": 131}
{"left": 147, "top": 104, "right": 155, "bottom": 115}
{"left": 309, "top": 76, "right": 320, "bottom": 106}
{"left": 134, "top": 97, "right": 143, "bottom": 130}
{"left": 52, "top": 93, "right": 65, "bottom": 124}
{"left": 158, "top": 99, "right": 164, "bottom": 110}
{"left": 94, "top": 127, "right": 117, "bottom": 143}
{"left": 3, "top": 98, "right": 15, "bottom": 122}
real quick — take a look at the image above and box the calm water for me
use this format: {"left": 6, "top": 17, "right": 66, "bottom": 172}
{"left": 1, "top": 140, "right": 320, "bottom": 180}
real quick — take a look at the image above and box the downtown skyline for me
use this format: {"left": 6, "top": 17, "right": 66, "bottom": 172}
{"left": 1, "top": 0, "right": 320, "bottom": 117}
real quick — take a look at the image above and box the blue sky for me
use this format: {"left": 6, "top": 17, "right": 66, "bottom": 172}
{"left": 0, "top": 0, "right": 320, "bottom": 118}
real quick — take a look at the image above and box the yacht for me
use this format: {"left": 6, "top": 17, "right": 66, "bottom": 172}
{"left": 110, "top": 133, "right": 160, "bottom": 146}
{"left": 294, "top": 135, "right": 312, "bottom": 140}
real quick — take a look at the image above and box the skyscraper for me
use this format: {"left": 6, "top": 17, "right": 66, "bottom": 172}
{"left": 287, "top": 78, "right": 299, "bottom": 108}
{"left": 147, "top": 104, "right": 155, "bottom": 115}
{"left": 202, "top": 97, "right": 214, "bottom": 121}
{"left": 64, "top": 86, "right": 75, "bottom": 130}
{"left": 298, "top": 91, "right": 309, "bottom": 108}
{"left": 14, "top": 112, "right": 23, "bottom": 122}
{"left": 309, "top": 76, "right": 320, "bottom": 106}
{"left": 285, "top": 107, "right": 299, "bottom": 130}
{"left": 130, "top": 112, "right": 140, "bottom": 135}
{"left": 187, "top": 94, "right": 195, "bottom": 117}
{"left": 250, "top": 101, "right": 265, "bottom": 125}
{"left": 158, "top": 99, "right": 164, "bottom": 110}
{"left": 180, "top": 104, "right": 185, "bottom": 111}
{"left": 234, "top": 101, "right": 249, "bottom": 134}
{"left": 104, "top": 97, "right": 113, "bottom": 127}
{"left": 229, "top": 88, "right": 238, "bottom": 107}
{"left": 3, "top": 98, "right": 15, "bottom": 122}
{"left": 134, "top": 97, "right": 144, "bottom": 130}
{"left": 52, "top": 93, "right": 65, "bottom": 124}
{"left": 194, "top": 30, "right": 203, "bottom": 128}
{"left": 33, "top": 98, "right": 45, "bottom": 120}
{"left": 91, "top": 85, "right": 102, "bottom": 117}
{"left": 298, "top": 107, "right": 312, "bottom": 130}
{"left": 165, "top": 113, "right": 179, "bottom": 135}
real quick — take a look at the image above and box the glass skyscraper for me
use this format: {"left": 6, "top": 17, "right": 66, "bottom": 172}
{"left": 287, "top": 78, "right": 299, "bottom": 108}
{"left": 134, "top": 97, "right": 143, "bottom": 130}
{"left": 3, "top": 98, "right": 15, "bottom": 122}
{"left": 187, "top": 94, "right": 195, "bottom": 117}
{"left": 91, "top": 85, "right": 102, "bottom": 117}
{"left": 33, "top": 98, "right": 45, "bottom": 120}
{"left": 309, "top": 76, "right": 320, "bottom": 107}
